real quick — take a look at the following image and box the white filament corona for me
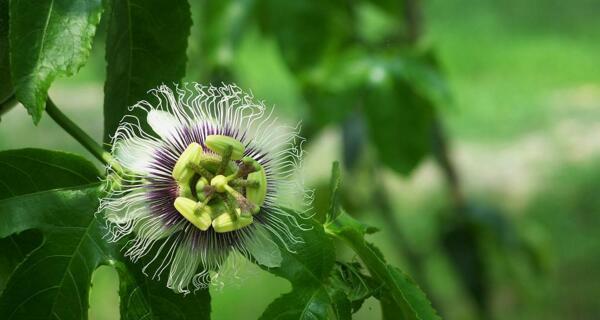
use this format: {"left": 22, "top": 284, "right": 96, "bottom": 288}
{"left": 98, "top": 83, "right": 313, "bottom": 294}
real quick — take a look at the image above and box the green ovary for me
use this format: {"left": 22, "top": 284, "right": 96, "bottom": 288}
{"left": 171, "top": 135, "right": 267, "bottom": 233}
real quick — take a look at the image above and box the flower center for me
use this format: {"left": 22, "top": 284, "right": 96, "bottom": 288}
{"left": 171, "top": 135, "right": 267, "bottom": 233}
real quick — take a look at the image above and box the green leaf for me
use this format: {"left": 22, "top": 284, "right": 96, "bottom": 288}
{"left": 187, "top": 0, "right": 253, "bottom": 81}
{"left": 0, "top": 185, "right": 113, "bottom": 320}
{"left": 9, "top": 0, "right": 103, "bottom": 123}
{"left": 103, "top": 0, "right": 191, "bottom": 143}
{"left": 257, "top": 0, "right": 352, "bottom": 71}
{"left": 116, "top": 260, "right": 211, "bottom": 320}
{"left": 0, "top": 0, "right": 11, "bottom": 101}
{"left": 259, "top": 214, "right": 351, "bottom": 320}
{"left": 0, "top": 148, "right": 99, "bottom": 200}
{"left": 363, "top": 67, "right": 435, "bottom": 175}
{"left": 0, "top": 230, "right": 42, "bottom": 294}
{"left": 0, "top": 148, "right": 99, "bottom": 293}
{"left": 0, "top": 149, "right": 210, "bottom": 319}
{"left": 326, "top": 211, "right": 440, "bottom": 320}
{"left": 329, "top": 262, "right": 380, "bottom": 313}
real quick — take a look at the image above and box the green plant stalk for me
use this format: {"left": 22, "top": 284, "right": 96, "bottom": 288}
{"left": 325, "top": 212, "right": 412, "bottom": 319}
{"left": 0, "top": 94, "right": 18, "bottom": 117}
{"left": 45, "top": 98, "right": 123, "bottom": 174}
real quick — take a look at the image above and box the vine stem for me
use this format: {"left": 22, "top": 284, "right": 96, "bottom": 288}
{"left": 0, "top": 94, "right": 18, "bottom": 118}
{"left": 45, "top": 98, "right": 124, "bottom": 174}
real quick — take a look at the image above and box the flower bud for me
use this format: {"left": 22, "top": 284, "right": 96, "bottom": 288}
{"left": 174, "top": 197, "right": 212, "bottom": 231}
{"left": 172, "top": 143, "right": 204, "bottom": 182}
{"left": 212, "top": 208, "right": 253, "bottom": 233}
{"left": 205, "top": 135, "right": 245, "bottom": 160}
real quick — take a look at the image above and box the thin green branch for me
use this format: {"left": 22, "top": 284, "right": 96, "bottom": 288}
{"left": 45, "top": 98, "right": 123, "bottom": 174}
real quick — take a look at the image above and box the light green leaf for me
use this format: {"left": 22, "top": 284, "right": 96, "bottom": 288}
{"left": 246, "top": 224, "right": 283, "bottom": 268}
{"left": 9, "top": 0, "right": 103, "bottom": 123}
{"left": 103, "top": 0, "right": 191, "bottom": 143}
{"left": 326, "top": 161, "right": 342, "bottom": 223}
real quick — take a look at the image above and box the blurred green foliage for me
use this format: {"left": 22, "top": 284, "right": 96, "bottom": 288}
{"left": 1, "top": 0, "right": 599, "bottom": 319}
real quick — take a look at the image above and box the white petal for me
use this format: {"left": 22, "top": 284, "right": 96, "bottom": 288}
{"left": 133, "top": 212, "right": 183, "bottom": 241}
{"left": 168, "top": 236, "right": 201, "bottom": 294}
{"left": 114, "top": 137, "right": 155, "bottom": 174}
{"left": 104, "top": 189, "right": 149, "bottom": 224}
{"left": 246, "top": 225, "right": 282, "bottom": 268}
{"left": 147, "top": 110, "right": 180, "bottom": 140}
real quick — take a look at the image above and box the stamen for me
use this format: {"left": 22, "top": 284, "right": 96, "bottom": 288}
{"left": 174, "top": 197, "right": 212, "bottom": 231}
{"left": 187, "top": 162, "right": 214, "bottom": 180}
{"left": 172, "top": 143, "right": 203, "bottom": 182}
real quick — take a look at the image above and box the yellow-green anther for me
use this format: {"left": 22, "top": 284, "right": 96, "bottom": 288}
{"left": 211, "top": 175, "right": 228, "bottom": 193}
{"left": 195, "top": 177, "right": 209, "bottom": 201}
{"left": 205, "top": 135, "right": 245, "bottom": 160}
{"left": 172, "top": 143, "right": 204, "bottom": 182}
{"left": 246, "top": 164, "right": 267, "bottom": 207}
{"left": 178, "top": 183, "right": 193, "bottom": 199}
{"left": 242, "top": 156, "right": 261, "bottom": 172}
{"left": 212, "top": 209, "right": 253, "bottom": 233}
{"left": 174, "top": 197, "right": 212, "bottom": 231}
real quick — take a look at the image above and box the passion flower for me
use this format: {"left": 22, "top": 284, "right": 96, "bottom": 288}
{"left": 99, "top": 83, "right": 311, "bottom": 294}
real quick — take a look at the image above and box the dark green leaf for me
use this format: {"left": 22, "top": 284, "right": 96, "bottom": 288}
{"left": 0, "top": 148, "right": 99, "bottom": 200}
{"left": 116, "top": 260, "right": 211, "bottom": 320}
{"left": 0, "top": 149, "right": 211, "bottom": 319}
{"left": 257, "top": 0, "right": 352, "bottom": 71}
{"left": 0, "top": 185, "right": 113, "bottom": 320}
{"left": 187, "top": 0, "right": 253, "bottom": 82}
{"left": 9, "top": 0, "right": 103, "bottom": 123}
{"left": 329, "top": 262, "right": 380, "bottom": 313}
{"left": 364, "top": 69, "right": 435, "bottom": 175}
{"left": 326, "top": 211, "right": 440, "bottom": 320}
{"left": 0, "top": 148, "right": 99, "bottom": 293}
{"left": 259, "top": 215, "right": 351, "bottom": 320}
{"left": 0, "top": 230, "right": 42, "bottom": 294}
{"left": 0, "top": 0, "right": 11, "bottom": 100}
{"left": 103, "top": 0, "right": 191, "bottom": 143}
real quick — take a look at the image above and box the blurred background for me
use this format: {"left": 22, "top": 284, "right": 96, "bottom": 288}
{"left": 1, "top": 0, "right": 599, "bottom": 319}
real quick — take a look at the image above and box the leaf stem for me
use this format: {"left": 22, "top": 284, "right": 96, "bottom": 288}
{"left": 45, "top": 98, "right": 123, "bottom": 173}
